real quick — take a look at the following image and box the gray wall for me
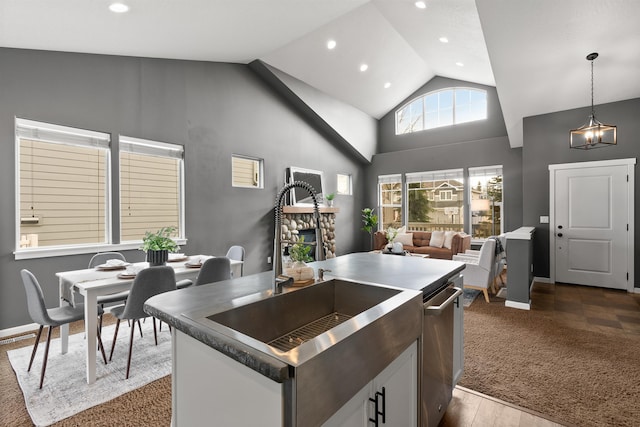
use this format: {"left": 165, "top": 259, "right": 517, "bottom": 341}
{"left": 523, "top": 97, "right": 640, "bottom": 287}
{"left": 369, "top": 76, "right": 523, "bottom": 240}
{"left": 0, "top": 48, "right": 365, "bottom": 329}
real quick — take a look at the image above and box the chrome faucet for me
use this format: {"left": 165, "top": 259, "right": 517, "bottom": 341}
{"left": 273, "top": 181, "right": 326, "bottom": 294}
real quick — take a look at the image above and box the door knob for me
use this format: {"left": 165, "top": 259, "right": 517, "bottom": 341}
{"left": 557, "top": 233, "right": 563, "bottom": 237}
{"left": 558, "top": 225, "right": 563, "bottom": 229}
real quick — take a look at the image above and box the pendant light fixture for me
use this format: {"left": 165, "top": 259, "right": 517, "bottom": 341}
{"left": 569, "top": 52, "right": 617, "bottom": 149}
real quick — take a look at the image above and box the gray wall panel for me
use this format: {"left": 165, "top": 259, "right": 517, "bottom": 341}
{"left": 523, "top": 97, "right": 640, "bottom": 285}
{"left": 0, "top": 48, "right": 363, "bottom": 329}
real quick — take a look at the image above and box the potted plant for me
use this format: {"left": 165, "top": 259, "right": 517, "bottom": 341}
{"left": 325, "top": 192, "right": 335, "bottom": 207}
{"left": 361, "top": 207, "right": 378, "bottom": 250}
{"left": 140, "top": 226, "right": 180, "bottom": 266}
{"left": 284, "top": 235, "right": 315, "bottom": 283}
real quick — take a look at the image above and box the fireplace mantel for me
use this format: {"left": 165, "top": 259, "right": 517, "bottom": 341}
{"left": 282, "top": 206, "right": 340, "bottom": 214}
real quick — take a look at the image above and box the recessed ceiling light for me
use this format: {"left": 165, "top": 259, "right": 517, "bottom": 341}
{"left": 360, "top": 64, "right": 369, "bottom": 72}
{"left": 415, "top": 1, "right": 427, "bottom": 9}
{"left": 384, "top": 82, "right": 391, "bottom": 89}
{"left": 327, "top": 40, "right": 337, "bottom": 50}
{"left": 456, "top": 62, "right": 464, "bottom": 67}
{"left": 109, "top": 2, "right": 129, "bottom": 13}
{"left": 439, "top": 37, "right": 449, "bottom": 43}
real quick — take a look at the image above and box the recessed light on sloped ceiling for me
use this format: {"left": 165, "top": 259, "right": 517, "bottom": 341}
{"left": 261, "top": 3, "right": 432, "bottom": 118}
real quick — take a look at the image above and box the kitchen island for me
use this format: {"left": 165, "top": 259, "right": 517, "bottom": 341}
{"left": 145, "top": 252, "right": 464, "bottom": 426}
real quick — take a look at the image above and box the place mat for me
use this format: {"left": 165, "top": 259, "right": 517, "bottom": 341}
{"left": 167, "top": 256, "right": 188, "bottom": 263}
{"left": 95, "top": 264, "right": 129, "bottom": 271}
{"left": 8, "top": 319, "right": 171, "bottom": 426}
{"left": 184, "top": 263, "right": 202, "bottom": 268}
{"left": 117, "top": 273, "right": 137, "bottom": 279}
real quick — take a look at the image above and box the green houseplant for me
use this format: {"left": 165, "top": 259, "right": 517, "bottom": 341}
{"left": 325, "top": 192, "right": 335, "bottom": 207}
{"left": 361, "top": 207, "right": 378, "bottom": 250}
{"left": 289, "top": 235, "right": 313, "bottom": 264}
{"left": 140, "top": 226, "right": 180, "bottom": 266}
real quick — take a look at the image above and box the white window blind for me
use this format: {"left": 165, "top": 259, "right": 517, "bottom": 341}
{"left": 120, "top": 136, "right": 184, "bottom": 242}
{"left": 406, "top": 169, "right": 463, "bottom": 183}
{"left": 16, "top": 118, "right": 111, "bottom": 249}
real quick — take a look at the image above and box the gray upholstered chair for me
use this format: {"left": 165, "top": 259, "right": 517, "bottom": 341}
{"left": 108, "top": 266, "right": 176, "bottom": 379}
{"left": 21, "top": 269, "right": 107, "bottom": 389}
{"left": 452, "top": 239, "right": 497, "bottom": 303}
{"left": 194, "top": 257, "right": 232, "bottom": 286}
{"left": 225, "top": 245, "right": 245, "bottom": 277}
{"left": 89, "top": 252, "right": 131, "bottom": 331}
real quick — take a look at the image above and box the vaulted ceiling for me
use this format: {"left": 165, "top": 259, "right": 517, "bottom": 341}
{"left": 1, "top": 0, "right": 639, "bottom": 149}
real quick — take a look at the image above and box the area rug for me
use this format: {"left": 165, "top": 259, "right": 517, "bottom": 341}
{"left": 7, "top": 320, "right": 171, "bottom": 426}
{"left": 459, "top": 301, "right": 640, "bottom": 427}
{"left": 462, "top": 288, "right": 480, "bottom": 307}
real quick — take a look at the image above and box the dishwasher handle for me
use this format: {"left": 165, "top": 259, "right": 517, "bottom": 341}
{"left": 424, "top": 287, "right": 463, "bottom": 315}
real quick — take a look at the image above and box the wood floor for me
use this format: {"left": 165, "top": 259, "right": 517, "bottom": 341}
{"left": 441, "top": 279, "right": 640, "bottom": 426}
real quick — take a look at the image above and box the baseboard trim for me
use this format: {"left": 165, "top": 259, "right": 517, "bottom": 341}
{"left": 534, "top": 276, "right": 551, "bottom": 283}
{"left": 0, "top": 322, "right": 38, "bottom": 339}
{"left": 505, "top": 300, "right": 531, "bottom": 310}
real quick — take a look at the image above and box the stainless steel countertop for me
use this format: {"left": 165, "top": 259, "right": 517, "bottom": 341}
{"left": 144, "top": 252, "right": 465, "bottom": 381}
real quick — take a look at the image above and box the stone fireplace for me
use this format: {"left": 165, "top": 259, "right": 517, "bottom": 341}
{"left": 280, "top": 206, "right": 339, "bottom": 259}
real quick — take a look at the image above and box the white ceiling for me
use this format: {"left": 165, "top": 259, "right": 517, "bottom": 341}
{"left": 1, "top": 0, "right": 639, "bottom": 148}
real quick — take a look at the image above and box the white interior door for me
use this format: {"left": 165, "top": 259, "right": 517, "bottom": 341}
{"left": 552, "top": 163, "right": 630, "bottom": 289}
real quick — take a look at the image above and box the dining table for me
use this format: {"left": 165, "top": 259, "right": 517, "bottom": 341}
{"left": 56, "top": 255, "right": 243, "bottom": 384}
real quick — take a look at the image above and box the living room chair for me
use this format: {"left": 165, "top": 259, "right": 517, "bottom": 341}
{"left": 452, "top": 239, "right": 496, "bottom": 303}
{"left": 194, "top": 257, "right": 232, "bottom": 286}
{"left": 225, "top": 245, "right": 245, "bottom": 277}
{"left": 21, "top": 269, "right": 108, "bottom": 389}
{"left": 108, "top": 266, "right": 176, "bottom": 379}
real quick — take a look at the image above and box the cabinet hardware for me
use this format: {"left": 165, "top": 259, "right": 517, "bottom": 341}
{"left": 368, "top": 387, "right": 386, "bottom": 425}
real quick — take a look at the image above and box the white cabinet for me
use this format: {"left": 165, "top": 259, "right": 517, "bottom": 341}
{"left": 452, "top": 273, "right": 464, "bottom": 385}
{"left": 323, "top": 341, "right": 418, "bottom": 427}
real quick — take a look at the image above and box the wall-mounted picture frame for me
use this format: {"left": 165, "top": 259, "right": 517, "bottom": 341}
{"left": 288, "top": 167, "right": 325, "bottom": 205}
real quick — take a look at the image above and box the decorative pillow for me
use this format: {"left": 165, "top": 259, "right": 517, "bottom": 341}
{"left": 429, "top": 231, "right": 445, "bottom": 248}
{"left": 443, "top": 231, "right": 456, "bottom": 249}
{"left": 397, "top": 225, "right": 406, "bottom": 235}
{"left": 395, "top": 232, "right": 413, "bottom": 246}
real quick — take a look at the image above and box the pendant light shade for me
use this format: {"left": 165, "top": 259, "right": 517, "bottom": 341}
{"left": 569, "top": 53, "right": 617, "bottom": 149}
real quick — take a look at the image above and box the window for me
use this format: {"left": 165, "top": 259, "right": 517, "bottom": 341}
{"left": 16, "top": 119, "right": 111, "bottom": 250}
{"left": 405, "top": 169, "right": 464, "bottom": 232}
{"left": 395, "top": 88, "right": 487, "bottom": 135}
{"left": 378, "top": 174, "right": 402, "bottom": 230}
{"left": 469, "top": 166, "right": 503, "bottom": 238}
{"left": 232, "top": 155, "right": 263, "bottom": 189}
{"left": 120, "top": 136, "right": 184, "bottom": 242}
{"left": 336, "top": 173, "right": 352, "bottom": 195}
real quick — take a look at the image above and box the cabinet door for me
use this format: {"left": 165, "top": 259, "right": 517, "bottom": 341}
{"left": 322, "top": 382, "right": 370, "bottom": 427}
{"left": 371, "top": 342, "right": 418, "bottom": 427}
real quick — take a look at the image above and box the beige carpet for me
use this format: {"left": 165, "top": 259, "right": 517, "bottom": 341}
{"left": 1, "top": 315, "right": 171, "bottom": 426}
{"left": 459, "top": 299, "right": 640, "bottom": 427}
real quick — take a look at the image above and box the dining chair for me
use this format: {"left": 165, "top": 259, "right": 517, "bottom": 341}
{"left": 88, "top": 252, "right": 131, "bottom": 332}
{"left": 225, "top": 245, "right": 245, "bottom": 277}
{"left": 194, "top": 257, "right": 232, "bottom": 286}
{"left": 21, "top": 269, "right": 108, "bottom": 389}
{"left": 109, "top": 266, "right": 176, "bottom": 379}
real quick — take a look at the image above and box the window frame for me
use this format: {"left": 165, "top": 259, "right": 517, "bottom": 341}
{"left": 119, "top": 135, "right": 186, "bottom": 243}
{"left": 336, "top": 173, "right": 353, "bottom": 196}
{"left": 395, "top": 87, "right": 487, "bottom": 135}
{"left": 231, "top": 154, "right": 264, "bottom": 189}
{"left": 378, "top": 174, "right": 403, "bottom": 231}
{"left": 468, "top": 165, "right": 504, "bottom": 241}
{"left": 14, "top": 118, "right": 113, "bottom": 259}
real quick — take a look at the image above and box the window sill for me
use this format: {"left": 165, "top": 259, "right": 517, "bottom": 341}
{"left": 14, "top": 238, "right": 188, "bottom": 260}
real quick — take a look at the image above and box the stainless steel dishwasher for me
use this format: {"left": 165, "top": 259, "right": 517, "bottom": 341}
{"left": 421, "top": 284, "right": 463, "bottom": 427}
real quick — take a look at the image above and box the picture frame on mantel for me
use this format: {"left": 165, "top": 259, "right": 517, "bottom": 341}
{"left": 288, "top": 167, "right": 325, "bottom": 205}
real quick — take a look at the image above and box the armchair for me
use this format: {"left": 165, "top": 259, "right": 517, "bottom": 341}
{"left": 453, "top": 239, "right": 496, "bottom": 303}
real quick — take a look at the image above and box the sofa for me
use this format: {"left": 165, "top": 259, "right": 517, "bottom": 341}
{"left": 373, "top": 230, "right": 471, "bottom": 260}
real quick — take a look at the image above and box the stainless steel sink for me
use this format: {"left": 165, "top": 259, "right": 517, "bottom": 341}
{"left": 185, "top": 278, "right": 423, "bottom": 426}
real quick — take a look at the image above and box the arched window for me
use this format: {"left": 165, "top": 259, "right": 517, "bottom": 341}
{"left": 395, "top": 87, "right": 487, "bottom": 135}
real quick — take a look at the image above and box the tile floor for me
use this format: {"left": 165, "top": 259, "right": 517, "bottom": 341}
{"left": 441, "top": 280, "right": 640, "bottom": 426}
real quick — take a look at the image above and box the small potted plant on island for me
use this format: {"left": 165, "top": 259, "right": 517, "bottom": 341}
{"left": 284, "top": 235, "right": 315, "bottom": 285}
{"left": 140, "top": 226, "right": 180, "bottom": 266}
